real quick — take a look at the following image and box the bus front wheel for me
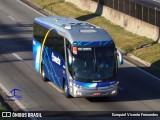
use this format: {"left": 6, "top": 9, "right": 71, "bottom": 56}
{"left": 63, "top": 80, "right": 70, "bottom": 98}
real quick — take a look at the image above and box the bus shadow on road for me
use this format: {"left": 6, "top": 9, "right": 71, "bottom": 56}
{"left": 86, "top": 65, "right": 160, "bottom": 103}
{"left": 0, "top": 23, "right": 32, "bottom": 35}
{"left": 0, "top": 23, "right": 33, "bottom": 54}
{"left": 0, "top": 37, "right": 32, "bottom": 54}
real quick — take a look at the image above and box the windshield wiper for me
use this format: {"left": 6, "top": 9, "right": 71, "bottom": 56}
{"left": 93, "top": 47, "right": 98, "bottom": 72}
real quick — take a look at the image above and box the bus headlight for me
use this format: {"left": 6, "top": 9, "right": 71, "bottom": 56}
{"left": 111, "top": 90, "right": 117, "bottom": 94}
{"left": 76, "top": 91, "right": 82, "bottom": 96}
{"left": 73, "top": 84, "right": 82, "bottom": 89}
{"left": 69, "top": 81, "right": 72, "bottom": 87}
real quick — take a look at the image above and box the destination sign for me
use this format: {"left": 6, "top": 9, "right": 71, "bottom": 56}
{"left": 78, "top": 48, "right": 92, "bottom": 51}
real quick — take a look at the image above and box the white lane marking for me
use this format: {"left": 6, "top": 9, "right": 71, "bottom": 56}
{"left": 153, "top": 0, "right": 160, "bottom": 4}
{"left": 48, "top": 82, "right": 63, "bottom": 93}
{"left": 0, "top": 83, "right": 37, "bottom": 120}
{"left": 12, "top": 53, "right": 23, "bottom": 61}
{"left": 153, "top": 0, "right": 160, "bottom": 3}
{"left": 124, "top": 60, "right": 160, "bottom": 81}
{"left": 118, "top": 86, "right": 124, "bottom": 91}
{"left": 0, "top": 83, "right": 26, "bottom": 111}
{"left": 16, "top": 0, "right": 45, "bottom": 17}
{"left": 8, "top": 16, "right": 16, "bottom": 21}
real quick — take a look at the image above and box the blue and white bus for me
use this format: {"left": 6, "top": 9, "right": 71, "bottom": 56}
{"left": 33, "top": 16, "right": 123, "bottom": 98}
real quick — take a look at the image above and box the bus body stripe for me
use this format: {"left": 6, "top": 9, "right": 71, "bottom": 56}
{"left": 40, "top": 28, "right": 53, "bottom": 73}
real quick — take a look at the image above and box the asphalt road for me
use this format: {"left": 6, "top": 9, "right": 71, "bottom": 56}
{"left": 0, "top": 0, "right": 160, "bottom": 119}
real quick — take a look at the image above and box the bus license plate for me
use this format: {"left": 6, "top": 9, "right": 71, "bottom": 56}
{"left": 93, "top": 92, "right": 101, "bottom": 95}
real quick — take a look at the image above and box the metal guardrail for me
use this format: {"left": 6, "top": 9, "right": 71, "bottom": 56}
{"left": 92, "top": 0, "right": 160, "bottom": 27}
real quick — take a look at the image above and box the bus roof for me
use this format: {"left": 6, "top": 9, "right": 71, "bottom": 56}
{"left": 34, "top": 16, "right": 113, "bottom": 45}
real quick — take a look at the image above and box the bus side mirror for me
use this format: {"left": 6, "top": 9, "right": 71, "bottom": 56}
{"left": 67, "top": 48, "right": 73, "bottom": 66}
{"left": 117, "top": 49, "right": 123, "bottom": 65}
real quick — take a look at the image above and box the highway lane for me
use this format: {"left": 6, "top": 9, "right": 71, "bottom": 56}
{"left": 0, "top": 0, "right": 81, "bottom": 112}
{"left": 0, "top": 0, "right": 160, "bottom": 116}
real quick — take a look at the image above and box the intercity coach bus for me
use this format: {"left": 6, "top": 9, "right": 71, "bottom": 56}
{"left": 33, "top": 16, "right": 123, "bottom": 98}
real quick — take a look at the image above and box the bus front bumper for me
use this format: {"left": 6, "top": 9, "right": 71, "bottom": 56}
{"left": 70, "top": 83, "right": 118, "bottom": 97}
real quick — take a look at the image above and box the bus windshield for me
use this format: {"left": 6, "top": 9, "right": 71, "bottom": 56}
{"left": 72, "top": 46, "right": 116, "bottom": 82}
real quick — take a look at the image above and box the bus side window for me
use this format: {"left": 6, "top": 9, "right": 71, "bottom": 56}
{"left": 45, "top": 30, "right": 55, "bottom": 49}
{"left": 56, "top": 35, "right": 65, "bottom": 59}
{"left": 65, "top": 39, "right": 72, "bottom": 74}
{"left": 33, "top": 22, "right": 48, "bottom": 43}
{"left": 46, "top": 30, "right": 65, "bottom": 59}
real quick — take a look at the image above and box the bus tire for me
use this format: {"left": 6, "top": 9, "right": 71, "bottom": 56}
{"left": 41, "top": 66, "right": 48, "bottom": 82}
{"left": 63, "top": 80, "right": 70, "bottom": 98}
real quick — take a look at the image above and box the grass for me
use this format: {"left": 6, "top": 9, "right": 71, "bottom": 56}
{"left": 31, "top": 0, "right": 160, "bottom": 67}
{"left": 88, "top": 17, "right": 153, "bottom": 52}
{"left": 132, "top": 44, "right": 160, "bottom": 67}
{"left": 32, "top": 0, "right": 91, "bottom": 18}
{"left": 0, "top": 103, "right": 17, "bottom": 120}
{"left": 0, "top": 103, "right": 6, "bottom": 111}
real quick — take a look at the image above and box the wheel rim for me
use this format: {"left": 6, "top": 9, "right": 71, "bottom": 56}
{"left": 64, "top": 84, "right": 67, "bottom": 94}
{"left": 42, "top": 70, "right": 45, "bottom": 78}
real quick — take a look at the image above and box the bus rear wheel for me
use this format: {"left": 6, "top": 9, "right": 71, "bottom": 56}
{"left": 41, "top": 67, "right": 48, "bottom": 82}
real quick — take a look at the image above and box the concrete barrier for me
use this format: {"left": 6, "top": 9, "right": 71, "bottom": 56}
{"left": 65, "top": 0, "right": 160, "bottom": 42}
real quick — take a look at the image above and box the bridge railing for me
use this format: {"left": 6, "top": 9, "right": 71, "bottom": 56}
{"left": 92, "top": 0, "right": 160, "bottom": 27}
